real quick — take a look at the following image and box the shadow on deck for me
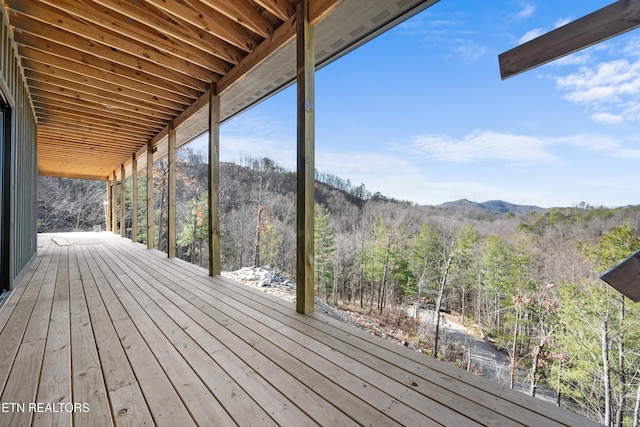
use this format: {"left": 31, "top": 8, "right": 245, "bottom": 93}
{"left": 0, "top": 232, "right": 598, "bottom": 426}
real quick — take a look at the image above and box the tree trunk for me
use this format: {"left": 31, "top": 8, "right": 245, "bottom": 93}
{"left": 556, "top": 358, "right": 562, "bottom": 407}
{"left": 414, "top": 279, "right": 424, "bottom": 320}
{"left": 530, "top": 341, "right": 542, "bottom": 397}
{"left": 460, "top": 284, "right": 466, "bottom": 324}
{"left": 191, "top": 210, "right": 197, "bottom": 263}
{"left": 378, "top": 235, "right": 391, "bottom": 314}
{"left": 602, "top": 320, "right": 612, "bottom": 427}
{"left": 254, "top": 176, "right": 263, "bottom": 267}
{"left": 510, "top": 305, "right": 520, "bottom": 390}
{"left": 76, "top": 208, "right": 82, "bottom": 231}
{"left": 433, "top": 239, "right": 456, "bottom": 359}
{"left": 616, "top": 296, "right": 626, "bottom": 427}
{"left": 333, "top": 242, "right": 340, "bottom": 306}
{"left": 359, "top": 211, "right": 365, "bottom": 308}
{"left": 633, "top": 381, "right": 640, "bottom": 427}
{"left": 414, "top": 257, "right": 429, "bottom": 320}
{"left": 369, "top": 254, "right": 374, "bottom": 312}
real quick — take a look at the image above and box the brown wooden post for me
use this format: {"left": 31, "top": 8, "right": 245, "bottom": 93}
{"left": 296, "top": 0, "right": 315, "bottom": 314}
{"left": 147, "top": 142, "right": 155, "bottom": 249}
{"left": 105, "top": 178, "right": 111, "bottom": 231}
{"left": 120, "top": 165, "right": 125, "bottom": 237}
{"left": 208, "top": 86, "right": 221, "bottom": 276}
{"left": 131, "top": 153, "right": 138, "bottom": 242}
{"left": 168, "top": 121, "right": 176, "bottom": 258}
{"left": 112, "top": 171, "right": 118, "bottom": 234}
{"left": 499, "top": 1, "right": 640, "bottom": 79}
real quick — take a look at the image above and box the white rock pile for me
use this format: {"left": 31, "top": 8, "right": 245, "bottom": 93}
{"left": 222, "top": 266, "right": 362, "bottom": 328}
{"left": 222, "top": 266, "right": 296, "bottom": 301}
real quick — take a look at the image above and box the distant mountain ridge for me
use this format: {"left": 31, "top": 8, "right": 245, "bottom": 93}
{"left": 438, "top": 199, "right": 545, "bottom": 215}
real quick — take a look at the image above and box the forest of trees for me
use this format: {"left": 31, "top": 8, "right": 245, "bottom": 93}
{"left": 38, "top": 152, "right": 640, "bottom": 426}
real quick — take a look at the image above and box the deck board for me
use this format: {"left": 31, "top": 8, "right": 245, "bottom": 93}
{"left": 76, "top": 244, "right": 154, "bottom": 427}
{"left": 70, "top": 245, "right": 113, "bottom": 427}
{"left": 34, "top": 245, "right": 72, "bottom": 427}
{"left": 0, "top": 233, "right": 601, "bottom": 427}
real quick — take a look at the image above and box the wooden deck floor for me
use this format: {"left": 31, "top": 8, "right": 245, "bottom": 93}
{"left": 0, "top": 232, "right": 599, "bottom": 426}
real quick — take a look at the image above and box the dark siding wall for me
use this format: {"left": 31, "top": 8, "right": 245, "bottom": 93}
{"left": 0, "top": 8, "right": 38, "bottom": 289}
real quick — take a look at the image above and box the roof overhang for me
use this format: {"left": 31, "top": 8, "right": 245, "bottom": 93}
{"left": 2, "top": 0, "right": 439, "bottom": 180}
{"left": 148, "top": 0, "right": 440, "bottom": 165}
{"left": 601, "top": 250, "right": 640, "bottom": 302}
{"left": 146, "top": 0, "right": 440, "bottom": 168}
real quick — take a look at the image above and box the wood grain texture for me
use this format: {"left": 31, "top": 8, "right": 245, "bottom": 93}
{"left": 146, "top": 143, "right": 155, "bottom": 250}
{"left": 0, "top": 233, "right": 601, "bottom": 427}
{"left": 33, "top": 246, "right": 71, "bottom": 427}
{"left": 120, "top": 166, "right": 126, "bottom": 238}
{"left": 4, "top": 0, "right": 429, "bottom": 183}
{"left": 296, "top": 0, "right": 316, "bottom": 314}
{"left": 500, "top": 0, "right": 640, "bottom": 79}
{"left": 131, "top": 154, "right": 138, "bottom": 243}
{"left": 208, "top": 89, "right": 221, "bottom": 276}
{"left": 168, "top": 123, "right": 176, "bottom": 258}
{"left": 69, "top": 245, "right": 113, "bottom": 427}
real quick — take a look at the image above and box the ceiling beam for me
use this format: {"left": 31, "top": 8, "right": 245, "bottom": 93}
{"left": 29, "top": 84, "right": 176, "bottom": 120}
{"left": 253, "top": 0, "right": 294, "bottom": 22}
{"left": 499, "top": 0, "right": 640, "bottom": 79}
{"left": 37, "top": 128, "right": 143, "bottom": 145}
{"left": 34, "top": 107, "right": 157, "bottom": 131}
{"left": 38, "top": 171, "right": 110, "bottom": 181}
{"left": 31, "top": 92, "right": 167, "bottom": 127}
{"left": 35, "top": 0, "right": 229, "bottom": 76}
{"left": 218, "top": 0, "right": 340, "bottom": 94}
{"left": 26, "top": 73, "right": 182, "bottom": 115}
{"left": 146, "top": 0, "right": 258, "bottom": 52}
{"left": 197, "top": 0, "right": 274, "bottom": 39}
{"left": 6, "top": 0, "right": 217, "bottom": 82}
{"left": 21, "top": 54, "right": 190, "bottom": 107}
{"left": 90, "top": 0, "right": 243, "bottom": 65}
{"left": 33, "top": 103, "right": 164, "bottom": 132}
{"left": 11, "top": 16, "right": 205, "bottom": 95}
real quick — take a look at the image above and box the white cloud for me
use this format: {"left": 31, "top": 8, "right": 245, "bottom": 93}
{"left": 555, "top": 58, "right": 640, "bottom": 123}
{"left": 591, "top": 112, "right": 624, "bottom": 125}
{"left": 409, "top": 131, "right": 557, "bottom": 164}
{"left": 515, "top": 4, "right": 536, "bottom": 20}
{"left": 451, "top": 39, "right": 488, "bottom": 64}
{"left": 315, "top": 150, "right": 552, "bottom": 206}
{"left": 316, "top": 152, "right": 439, "bottom": 203}
{"left": 622, "top": 37, "right": 640, "bottom": 57}
{"left": 552, "top": 52, "right": 591, "bottom": 67}
{"left": 219, "top": 135, "right": 296, "bottom": 167}
{"left": 557, "top": 60, "right": 640, "bottom": 100}
{"left": 518, "top": 28, "right": 545, "bottom": 44}
{"left": 554, "top": 17, "right": 571, "bottom": 28}
{"left": 517, "top": 15, "right": 573, "bottom": 46}
{"left": 316, "top": 152, "right": 419, "bottom": 178}
{"left": 406, "top": 131, "right": 640, "bottom": 163}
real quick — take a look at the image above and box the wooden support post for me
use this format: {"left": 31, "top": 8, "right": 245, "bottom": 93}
{"left": 131, "top": 153, "right": 138, "bottom": 242}
{"left": 168, "top": 121, "right": 176, "bottom": 258}
{"left": 296, "top": 0, "right": 315, "bottom": 314}
{"left": 208, "top": 86, "right": 221, "bottom": 276}
{"left": 120, "top": 165, "right": 125, "bottom": 238}
{"left": 112, "top": 171, "right": 118, "bottom": 235}
{"left": 105, "top": 178, "right": 111, "bottom": 231}
{"left": 147, "top": 142, "right": 155, "bottom": 249}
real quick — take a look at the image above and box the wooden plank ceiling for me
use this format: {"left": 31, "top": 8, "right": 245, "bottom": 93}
{"left": 2, "top": 0, "right": 332, "bottom": 179}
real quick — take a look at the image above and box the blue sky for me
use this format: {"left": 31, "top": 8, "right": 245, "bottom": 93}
{"left": 192, "top": 1, "right": 640, "bottom": 208}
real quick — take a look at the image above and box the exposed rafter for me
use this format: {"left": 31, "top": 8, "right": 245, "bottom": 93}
{"left": 1, "top": 0, "right": 436, "bottom": 179}
{"left": 499, "top": 0, "right": 640, "bottom": 79}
